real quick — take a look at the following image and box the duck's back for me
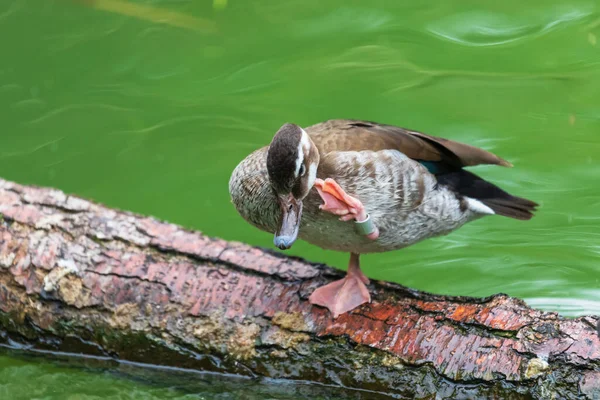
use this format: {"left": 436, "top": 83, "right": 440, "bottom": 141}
{"left": 305, "top": 119, "right": 511, "bottom": 168}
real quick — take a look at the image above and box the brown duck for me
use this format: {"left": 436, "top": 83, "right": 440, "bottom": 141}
{"left": 229, "top": 120, "right": 537, "bottom": 318}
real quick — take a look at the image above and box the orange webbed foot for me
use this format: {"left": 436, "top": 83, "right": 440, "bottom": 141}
{"left": 314, "top": 178, "right": 379, "bottom": 240}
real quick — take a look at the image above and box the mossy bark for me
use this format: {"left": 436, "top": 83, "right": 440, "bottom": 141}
{"left": 0, "top": 178, "right": 598, "bottom": 399}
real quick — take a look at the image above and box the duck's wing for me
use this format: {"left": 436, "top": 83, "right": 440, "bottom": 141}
{"left": 305, "top": 119, "right": 512, "bottom": 170}
{"left": 310, "top": 120, "right": 537, "bottom": 220}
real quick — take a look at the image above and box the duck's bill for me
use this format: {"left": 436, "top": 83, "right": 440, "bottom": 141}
{"left": 274, "top": 194, "right": 303, "bottom": 250}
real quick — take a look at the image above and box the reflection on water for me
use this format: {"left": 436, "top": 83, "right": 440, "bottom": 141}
{"left": 0, "top": 0, "right": 599, "bottom": 396}
{"left": 0, "top": 348, "right": 382, "bottom": 400}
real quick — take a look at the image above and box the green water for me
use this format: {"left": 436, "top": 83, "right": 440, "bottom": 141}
{"left": 0, "top": 349, "right": 382, "bottom": 399}
{"left": 1, "top": 0, "right": 600, "bottom": 397}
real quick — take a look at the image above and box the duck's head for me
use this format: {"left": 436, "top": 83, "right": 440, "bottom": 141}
{"left": 267, "top": 123, "right": 320, "bottom": 250}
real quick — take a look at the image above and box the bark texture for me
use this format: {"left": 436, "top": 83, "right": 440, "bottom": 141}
{"left": 0, "top": 178, "right": 598, "bottom": 399}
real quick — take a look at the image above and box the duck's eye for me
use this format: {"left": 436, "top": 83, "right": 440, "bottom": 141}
{"left": 299, "top": 164, "right": 306, "bottom": 177}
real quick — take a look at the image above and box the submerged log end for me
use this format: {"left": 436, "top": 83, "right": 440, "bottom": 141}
{"left": 0, "top": 177, "right": 598, "bottom": 399}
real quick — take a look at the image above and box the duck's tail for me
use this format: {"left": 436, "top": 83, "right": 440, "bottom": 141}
{"left": 437, "top": 169, "right": 538, "bottom": 220}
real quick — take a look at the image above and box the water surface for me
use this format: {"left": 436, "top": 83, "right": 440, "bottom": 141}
{"left": 0, "top": 348, "right": 380, "bottom": 399}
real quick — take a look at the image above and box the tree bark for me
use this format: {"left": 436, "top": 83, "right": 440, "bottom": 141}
{"left": 0, "top": 178, "right": 598, "bottom": 399}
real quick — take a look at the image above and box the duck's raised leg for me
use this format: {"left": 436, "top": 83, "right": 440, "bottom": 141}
{"left": 309, "top": 253, "right": 370, "bottom": 318}
{"left": 314, "top": 178, "right": 379, "bottom": 240}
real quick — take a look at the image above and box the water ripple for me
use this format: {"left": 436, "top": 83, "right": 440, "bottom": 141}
{"left": 326, "top": 45, "right": 593, "bottom": 86}
{"left": 0, "top": 137, "right": 65, "bottom": 160}
{"left": 0, "top": 0, "right": 22, "bottom": 22}
{"left": 108, "top": 114, "right": 259, "bottom": 136}
{"left": 427, "top": 5, "right": 595, "bottom": 47}
{"left": 526, "top": 293, "right": 600, "bottom": 316}
{"left": 25, "top": 104, "right": 139, "bottom": 125}
{"left": 293, "top": 6, "right": 392, "bottom": 37}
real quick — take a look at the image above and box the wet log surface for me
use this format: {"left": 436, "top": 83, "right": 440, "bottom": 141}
{"left": 0, "top": 177, "right": 598, "bottom": 399}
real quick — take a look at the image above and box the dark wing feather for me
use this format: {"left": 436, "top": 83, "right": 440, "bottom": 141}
{"left": 305, "top": 119, "right": 512, "bottom": 169}
{"left": 437, "top": 169, "right": 538, "bottom": 220}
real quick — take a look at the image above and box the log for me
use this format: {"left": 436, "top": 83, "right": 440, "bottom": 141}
{"left": 0, "top": 177, "right": 598, "bottom": 399}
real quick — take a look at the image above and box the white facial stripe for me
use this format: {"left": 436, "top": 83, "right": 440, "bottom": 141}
{"left": 295, "top": 129, "right": 311, "bottom": 177}
{"left": 300, "top": 128, "right": 311, "bottom": 151}
{"left": 306, "top": 162, "right": 317, "bottom": 189}
{"left": 294, "top": 142, "right": 303, "bottom": 177}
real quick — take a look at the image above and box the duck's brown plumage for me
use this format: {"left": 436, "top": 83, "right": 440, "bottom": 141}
{"left": 308, "top": 120, "right": 537, "bottom": 221}
{"left": 307, "top": 119, "right": 513, "bottom": 168}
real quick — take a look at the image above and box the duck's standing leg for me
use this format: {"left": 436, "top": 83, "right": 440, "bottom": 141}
{"left": 309, "top": 178, "right": 379, "bottom": 318}
{"left": 309, "top": 253, "right": 370, "bottom": 318}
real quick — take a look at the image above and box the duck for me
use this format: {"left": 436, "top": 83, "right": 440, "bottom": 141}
{"left": 229, "top": 119, "right": 537, "bottom": 318}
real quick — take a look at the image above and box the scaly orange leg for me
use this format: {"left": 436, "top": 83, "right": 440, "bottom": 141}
{"left": 309, "top": 253, "right": 370, "bottom": 318}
